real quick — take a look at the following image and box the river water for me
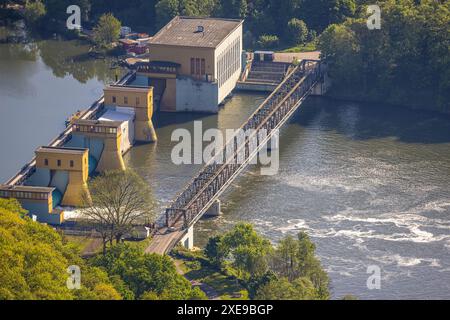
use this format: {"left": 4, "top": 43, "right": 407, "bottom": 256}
{"left": 1, "top": 30, "right": 449, "bottom": 299}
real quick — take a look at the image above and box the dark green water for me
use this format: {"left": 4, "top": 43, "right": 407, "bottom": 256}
{"left": 1, "top": 28, "right": 449, "bottom": 299}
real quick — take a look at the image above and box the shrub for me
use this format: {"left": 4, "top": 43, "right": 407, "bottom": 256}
{"left": 256, "top": 34, "right": 279, "bottom": 49}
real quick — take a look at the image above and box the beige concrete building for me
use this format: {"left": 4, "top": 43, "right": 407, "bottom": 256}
{"left": 32, "top": 146, "right": 90, "bottom": 207}
{"left": 71, "top": 119, "right": 126, "bottom": 173}
{"left": 133, "top": 16, "right": 244, "bottom": 113}
{"left": 103, "top": 85, "right": 157, "bottom": 142}
{"left": 0, "top": 184, "right": 62, "bottom": 224}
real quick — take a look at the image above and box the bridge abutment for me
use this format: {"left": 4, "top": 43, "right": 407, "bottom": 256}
{"left": 204, "top": 199, "right": 221, "bottom": 217}
{"left": 266, "top": 130, "right": 279, "bottom": 151}
{"left": 311, "top": 72, "right": 331, "bottom": 96}
{"left": 180, "top": 225, "right": 194, "bottom": 250}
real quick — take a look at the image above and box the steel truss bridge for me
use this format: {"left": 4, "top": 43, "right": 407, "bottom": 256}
{"left": 148, "top": 59, "right": 325, "bottom": 254}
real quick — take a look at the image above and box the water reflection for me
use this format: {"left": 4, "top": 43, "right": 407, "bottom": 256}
{"left": 37, "top": 40, "right": 117, "bottom": 84}
{"left": 0, "top": 33, "right": 123, "bottom": 182}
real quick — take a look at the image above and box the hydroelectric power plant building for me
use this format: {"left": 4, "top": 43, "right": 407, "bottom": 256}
{"left": 133, "top": 16, "right": 244, "bottom": 112}
{"left": 0, "top": 16, "right": 246, "bottom": 224}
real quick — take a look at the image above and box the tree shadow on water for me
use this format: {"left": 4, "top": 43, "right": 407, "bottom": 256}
{"left": 293, "top": 97, "right": 450, "bottom": 144}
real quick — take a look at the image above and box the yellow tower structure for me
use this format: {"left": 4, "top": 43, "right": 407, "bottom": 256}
{"left": 72, "top": 119, "right": 126, "bottom": 173}
{"left": 103, "top": 85, "right": 157, "bottom": 142}
{"left": 35, "top": 146, "right": 90, "bottom": 207}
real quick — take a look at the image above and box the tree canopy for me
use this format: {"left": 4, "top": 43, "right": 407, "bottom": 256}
{"left": 91, "top": 244, "right": 206, "bottom": 300}
{"left": 81, "top": 169, "right": 157, "bottom": 253}
{"left": 93, "top": 13, "right": 121, "bottom": 48}
{"left": 0, "top": 201, "right": 120, "bottom": 300}
{"left": 319, "top": 0, "right": 450, "bottom": 112}
{"left": 204, "top": 224, "right": 330, "bottom": 300}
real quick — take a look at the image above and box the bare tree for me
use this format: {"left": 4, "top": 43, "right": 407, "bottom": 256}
{"left": 81, "top": 170, "right": 156, "bottom": 254}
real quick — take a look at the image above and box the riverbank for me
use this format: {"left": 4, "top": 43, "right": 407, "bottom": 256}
{"left": 323, "top": 86, "right": 450, "bottom": 115}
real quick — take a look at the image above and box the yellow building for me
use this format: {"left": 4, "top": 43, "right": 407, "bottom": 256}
{"left": 134, "top": 16, "right": 244, "bottom": 113}
{"left": 71, "top": 119, "right": 126, "bottom": 173}
{"left": 34, "top": 146, "right": 90, "bottom": 207}
{"left": 103, "top": 85, "right": 157, "bottom": 142}
{"left": 0, "top": 184, "right": 63, "bottom": 224}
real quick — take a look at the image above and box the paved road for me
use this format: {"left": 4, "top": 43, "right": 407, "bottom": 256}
{"left": 145, "top": 224, "right": 185, "bottom": 255}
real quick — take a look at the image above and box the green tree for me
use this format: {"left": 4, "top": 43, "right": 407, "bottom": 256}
{"left": 217, "top": 0, "right": 247, "bottom": 18}
{"left": 91, "top": 243, "right": 206, "bottom": 299}
{"left": 286, "top": 18, "right": 308, "bottom": 45}
{"left": 318, "top": 23, "right": 360, "bottom": 84}
{"left": 81, "top": 169, "right": 156, "bottom": 252}
{"left": 318, "top": 0, "right": 450, "bottom": 112}
{"left": 93, "top": 13, "right": 121, "bottom": 48}
{"left": 256, "top": 34, "right": 279, "bottom": 49}
{"left": 204, "top": 235, "right": 228, "bottom": 267}
{"left": 0, "top": 203, "right": 119, "bottom": 300}
{"left": 254, "top": 277, "right": 318, "bottom": 300}
{"left": 299, "top": 0, "right": 356, "bottom": 31}
{"left": 155, "top": 0, "right": 218, "bottom": 28}
{"left": 155, "top": 0, "right": 180, "bottom": 28}
{"left": 205, "top": 223, "right": 272, "bottom": 280}
{"left": 23, "top": 0, "right": 46, "bottom": 26}
{"left": 270, "top": 232, "right": 330, "bottom": 299}
{"left": 0, "top": 198, "right": 28, "bottom": 218}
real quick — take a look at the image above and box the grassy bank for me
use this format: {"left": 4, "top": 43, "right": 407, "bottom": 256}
{"left": 172, "top": 247, "right": 248, "bottom": 300}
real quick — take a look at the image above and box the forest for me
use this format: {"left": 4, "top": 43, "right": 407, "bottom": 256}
{"left": 1, "top": 0, "right": 449, "bottom": 110}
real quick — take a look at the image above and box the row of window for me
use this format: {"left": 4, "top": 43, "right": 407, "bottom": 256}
{"left": 43, "top": 159, "right": 75, "bottom": 168}
{"left": 217, "top": 36, "right": 241, "bottom": 88}
{"left": 74, "top": 124, "right": 118, "bottom": 134}
{"left": 0, "top": 190, "right": 49, "bottom": 200}
{"left": 111, "top": 96, "right": 141, "bottom": 106}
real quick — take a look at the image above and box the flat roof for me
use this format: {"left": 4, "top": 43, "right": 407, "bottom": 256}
{"left": 105, "top": 85, "right": 152, "bottom": 92}
{"left": 99, "top": 109, "right": 135, "bottom": 123}
{"left": 35, "top": 146, "right": 88, "bottom": 155}
{"left": 0, "top": 184, "right": 54, "bottom": 193}
{"left": 73, "top": 119, "right": 123, "bottom": 128}
{"left": 149, "top": 16, "right": 243, "bottom": 49}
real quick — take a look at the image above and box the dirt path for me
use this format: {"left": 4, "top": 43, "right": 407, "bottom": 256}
{"left": 173, "top": 259, "right": 220, "bottom": 300}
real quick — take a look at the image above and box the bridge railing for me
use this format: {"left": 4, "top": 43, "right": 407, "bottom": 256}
{"left": 165, "top": 60, "right": 323, "bottom": 228}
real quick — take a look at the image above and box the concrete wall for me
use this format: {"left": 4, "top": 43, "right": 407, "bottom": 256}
{"left": 180, "top": 225, "right": 194, "bottom": 250}
{"left": 35, "top": 148, "right": 90, "bottom": 207}
{"left": 67, "top": 135, "right": 104, "bottom": 162}
{"left": 132, "top": 74, "right": 150, "bottom": 86}
{"left": 21, "top": 200, "right": 63, "bottom": 224}
{"left": 25, "top": 168, "right": 51, "bottom": 187}
{"left": 160, "top": 78, "right": 177, "bottom": 112}
{"left": 49, "top": 170, "right": 69, "bottom": 195}
{"left": 176, "top": 76, "right": 219, "bottom": 113}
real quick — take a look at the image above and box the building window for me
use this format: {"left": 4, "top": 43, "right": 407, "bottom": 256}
{"left": 201, "top": 59, "right": 205, "bottom": 75}
{"left": 196, "top": 58, "right": 200, "bottom": 75}
{"left": 190, "top": 58, "right": 195, "bottom": 75}
{"left": 44, "top": 159, "right": 48, "bottom": 166}
{"left": 136, "top": 97, "right": 140, "bottom": 106}
{"left": 124, "top": 96, "right": 128, "bottom": 104}
{"left": 57, "top": 160, "right": 61, "bottom": 167}
{"left": 70, "top": 160, "right": 74, "bottom": 168}
{"left": 112, "top": 96, "right": 116, "bottom": 103}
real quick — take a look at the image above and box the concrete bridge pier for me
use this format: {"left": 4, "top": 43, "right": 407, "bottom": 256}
{"left": 204, "top": 199, "right": 221, "bottom": 217}
{"left": 180, "top": 225, "right": 194, "bottom": 250}
{"left": 266, "top": 130, "right": 279, "bottom": 151}
{"left": 312, "top": 72, "right": 331, "bottom": 96}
